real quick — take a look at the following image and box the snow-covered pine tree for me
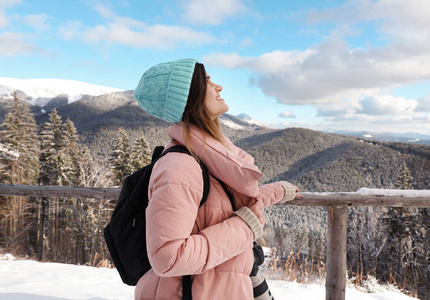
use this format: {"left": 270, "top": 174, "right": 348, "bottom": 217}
{"left": 108, "top": 127, "right": 131, "bottom": 186}
{"left": 0, "top": 91, "right": 40, "bottom": 184}
{"left": 38, "top": 109, "right": 79, "bottom": 186}
{"left": 63, "top": 118, "right": 81, "bottom": 186}
{"left": 395, "top": 161, "right": 413, "bottom": 190}
{"left": 39, "top": 109, "right": 66, "bottom": 185}
{"left": 130, "top": 131, "right": 152, "bottom": 171}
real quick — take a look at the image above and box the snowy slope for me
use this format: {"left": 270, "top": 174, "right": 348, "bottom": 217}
{"left": 0, "top": 255, "right": 416, "bottom": 300}
{"left": 219, "top": 117, "right": 246, "bottom": 130}
{"left": 236, "top": 113, "right": 265, "bottom": 127}
{"left": 0, "top": 78, "right": 123, "bottom": 106}
{"left": 219, "top": 113, "right": 265, "bottom": 130}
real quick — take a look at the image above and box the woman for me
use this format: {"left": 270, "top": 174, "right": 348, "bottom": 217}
{"left": 133, "top": 58, "right": 301, "bottom": 300}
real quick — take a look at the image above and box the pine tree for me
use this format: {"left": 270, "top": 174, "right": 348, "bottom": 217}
{"left": 39, "top": 109, "right": 76, "bottom": 186}
{"left": 395, "top": 161, "right": 413, "bottom": 190}
{"left": 39, "top": 109, "right": 64, "bottom": 185}
{"left": 130, "top": 131, "right": 152, "bottom": 171}
{"left": 0, "top": 91, "right": 40, "bottom": 184}
{"left": 108, "top": 127, "right": 131, "bottom": 185}
{"left": 63, "top": 118, "right": 81, "bottom": 185}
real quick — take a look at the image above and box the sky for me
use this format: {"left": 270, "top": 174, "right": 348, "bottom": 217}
{"left": 1, "top": 0, "right": 430, "bottom": 135}
{"left": 0, "top": 255, "right": 415, "bottom": 300}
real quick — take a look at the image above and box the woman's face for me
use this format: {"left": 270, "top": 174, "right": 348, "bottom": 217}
{"left": 204, "top": 73, "right": 229, "bottom": 120}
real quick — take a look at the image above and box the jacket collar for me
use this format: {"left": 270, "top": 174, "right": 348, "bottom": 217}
{"left": 167, "top": 123, "right": 262, "bottom": 198}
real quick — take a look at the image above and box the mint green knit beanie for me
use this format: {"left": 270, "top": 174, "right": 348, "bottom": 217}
{"left": 134, "top": 58, "right": 198, "bottom": 123}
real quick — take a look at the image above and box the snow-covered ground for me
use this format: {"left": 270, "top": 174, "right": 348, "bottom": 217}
{"left": 0, "top": 254, "right": 416, "bottom": 300}
{"left": 0, "top": 78, "right": 123, "bottom": 106}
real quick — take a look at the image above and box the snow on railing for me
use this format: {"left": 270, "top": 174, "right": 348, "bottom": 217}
{"left": 0, "top": 183, "right": 429, "bottom": 300}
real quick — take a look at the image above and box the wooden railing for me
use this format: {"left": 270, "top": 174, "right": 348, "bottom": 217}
{"left": 1, "top": 183, "right": 429, "bottom": 300}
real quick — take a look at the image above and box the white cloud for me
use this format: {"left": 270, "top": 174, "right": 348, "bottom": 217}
{"left": 358, "top": 95, "right": 417, "bottom": 115}
{"left": 0, "top": 10, "right": 7, "bottom": 28}
{"left": 307, "top": 0, "right": 430, "bottom": 40}
{"left": 58, "top": 21, "right": 83, "bottom": 40}
{"left": 92, "top": 1, "right": 114, "bottom": 19}
{"left": 67, "top": 3, "right": 216, "bottom": 50}
{"left": 182, "top": 0, "right": 247, "bottom": 25}
{"left": 279, "top": 110, "right": 296, "bottom": 118}
{"left": 314, "top": 97, "right": 430, "bottom": 134}
{"left": 0, "top": 0, "right": 22, "bottom": 7}
{"left": 416, "top": 94, "right": 430, "bottom": 112}
{"left": 239, "top": 37, "right": 253, "bottom": 47}
{"left": 82, "top": 21, "right": 215, "bottom": 49}
{"left": 324, "top": 112, "right": 430, "bottom": 134}
{"left": 204, "top": 50, "right": 313, "bottom": 74}
{"left": 207, "top": 40, "right": 430, "bottom": 121}
{"left": 0, "top": 2, "right": 49, "bottom": 57}
{"left": 22, "top": 14, "right": 50, "bottom": 30}
{"left": 0, "top": 0, "right": 22, "bottom": 28}
{"left": 205, "top": 36, "right": 430, "bottom": 105}
{"left": 0, "top": 31, "right": 38, "bottom": 56}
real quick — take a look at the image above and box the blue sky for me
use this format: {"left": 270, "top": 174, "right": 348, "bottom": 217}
{"left": 1, "top": 0, "right": 430, "bottom": 135}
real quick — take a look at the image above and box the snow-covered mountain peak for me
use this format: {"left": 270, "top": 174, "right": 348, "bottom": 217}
{"left": 0, "top": 77, "right": 123, "bottom": 106}
{"left": 236, "top": 113, "right": 265, "bottom": 126}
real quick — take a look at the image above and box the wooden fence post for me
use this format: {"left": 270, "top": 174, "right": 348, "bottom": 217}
{"left": 326, "top": 204, "right": 348, "bottom": 300}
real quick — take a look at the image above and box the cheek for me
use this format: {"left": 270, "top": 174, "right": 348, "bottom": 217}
{"left": 204, "top": 92, "right": 215, "bottom": 106}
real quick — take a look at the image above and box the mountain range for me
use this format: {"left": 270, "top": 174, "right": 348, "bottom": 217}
{"left": 0, "top": 78, "right": 429, "bottom": 192}
{"left": 330, "top": 130, "right": 430, "bottom": 145}
{"left": 1, "top": 77, "right": 429, "bottom": 145}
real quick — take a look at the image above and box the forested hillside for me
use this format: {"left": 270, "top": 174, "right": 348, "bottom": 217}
{"left": 237, "top": 128, "right": 403, "bottom": 191}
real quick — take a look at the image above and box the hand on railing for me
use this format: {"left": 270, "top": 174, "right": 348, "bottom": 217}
{"left": 294, "top": 185, "right": 303, "bottom": 200}
{"left": 279, "top": 181, "right": 302, "bottom": 203}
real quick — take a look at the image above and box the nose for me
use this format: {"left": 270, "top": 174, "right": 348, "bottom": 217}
{"left": 216, "top": 84, "right": 222, "bottom": 92}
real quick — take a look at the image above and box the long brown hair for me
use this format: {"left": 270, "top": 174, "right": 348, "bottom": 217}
{"left": 182, "top": 63, "right": 227, "bottom": 152}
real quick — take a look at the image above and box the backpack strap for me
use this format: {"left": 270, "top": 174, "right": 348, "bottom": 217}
{"left": 151, "top": 146, "right": 165, "bottom": 161}
{"left": 182, "top": 275, "right": 192, "bottom": 300}
{"left": 215, "top": 177, "right": 236, "bottom": 211}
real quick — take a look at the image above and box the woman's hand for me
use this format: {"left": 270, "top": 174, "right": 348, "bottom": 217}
{"left": 294, "top": 185, "right": 303, "bottom": 199}
{"left": 279, "top": 181, "right": 302, "bottom": 202}
{"left": 246, "top": 200, "right": 265, "bottom": 226}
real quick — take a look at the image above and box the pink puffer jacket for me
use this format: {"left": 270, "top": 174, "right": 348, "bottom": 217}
{"left": 135, "top": 123, "right": 286, "bottom": 300}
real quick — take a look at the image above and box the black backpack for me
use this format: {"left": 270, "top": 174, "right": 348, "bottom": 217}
{"left": 104, "top": 145, "right": 210, "bottom": 294}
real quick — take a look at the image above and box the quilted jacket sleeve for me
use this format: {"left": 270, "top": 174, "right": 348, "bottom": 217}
{"left": 146, "top": 152, "right": 254, "bottom": 277}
